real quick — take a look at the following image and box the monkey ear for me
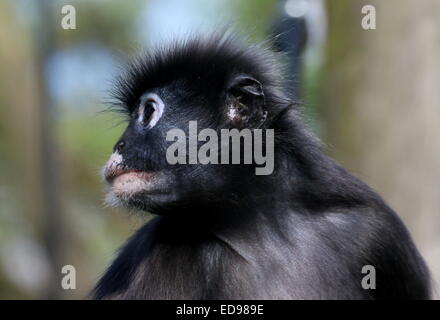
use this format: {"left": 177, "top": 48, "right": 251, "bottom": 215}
{"left": 225, "top": 75, "right": 267, "bottom": 128}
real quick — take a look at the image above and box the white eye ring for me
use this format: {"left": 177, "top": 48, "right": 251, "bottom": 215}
{"left": 137, "top": 93, "right": 164, "bottom": 129}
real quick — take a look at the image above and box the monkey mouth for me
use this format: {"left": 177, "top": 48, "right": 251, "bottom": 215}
{"left": 103, "top": 154, "right": 171, "bottom": 202}
{"left": 104, "top": 166, "right": 153, "bottom": 184}
{"left": 105, "top": 168, "right": 158, "bottom": 199}
{"left": 104, "top": 166, "right": 154, "bottom": 184}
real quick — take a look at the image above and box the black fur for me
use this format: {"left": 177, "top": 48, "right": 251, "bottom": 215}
{"left": 93, "top": 35, "right": 431, "bottom": 299}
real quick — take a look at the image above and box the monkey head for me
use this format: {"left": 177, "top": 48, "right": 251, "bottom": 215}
{"left": 103, "top": 36, "right": 286, "bottom": 215}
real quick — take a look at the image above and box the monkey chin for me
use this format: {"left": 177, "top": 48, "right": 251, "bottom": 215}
{"left": 104, "top": 171, "right": 174, "bottom": 212}
{"left": 112, "top": 172, "right": 152, "bottom": 195}
{"left": 103, "top": 172, "right": 148, "bottom": 206}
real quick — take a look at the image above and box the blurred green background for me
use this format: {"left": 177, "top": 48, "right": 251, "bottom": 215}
{"left": 0, "top": 0, "right": 439, "bottom": 299}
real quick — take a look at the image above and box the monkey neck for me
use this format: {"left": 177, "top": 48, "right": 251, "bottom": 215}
{"left": 156, "top": 178, "right": 291, "bottom": 237}
{"left": 152, "top": 198, "right": 289, "bottom": 252}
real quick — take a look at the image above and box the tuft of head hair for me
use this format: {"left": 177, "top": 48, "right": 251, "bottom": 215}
{"left": 109, "top": 33, "right": 289, "bottom": 115}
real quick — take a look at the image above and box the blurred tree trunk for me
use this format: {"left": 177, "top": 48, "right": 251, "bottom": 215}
{"left": 34, "top": 0, "right": 65, "bottom": 300}
{"left": 323, "top": 0, "right": 440, "bottom": 295}
{"left": 0, "top": 1, "right": 64, "bottom": 298}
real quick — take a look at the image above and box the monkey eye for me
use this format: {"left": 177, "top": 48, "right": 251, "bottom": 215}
{"left": 142, "top": 101, "right": 155, "bottom": 125}
{"left": 137, "top": 93, "right": 164, "bottom": 129}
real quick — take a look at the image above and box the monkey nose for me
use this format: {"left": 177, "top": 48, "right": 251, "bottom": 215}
{"left": 115, "top": 140, "right": 126, "bottom": 153}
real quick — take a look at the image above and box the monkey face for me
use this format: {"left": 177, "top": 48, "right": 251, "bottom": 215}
{"left": 103, "top": 88, "right": 235, "bottom": 214}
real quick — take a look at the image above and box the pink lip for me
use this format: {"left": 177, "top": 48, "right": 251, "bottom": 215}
{"left": 104, "top": 167, "right": 153, "bottom": 183}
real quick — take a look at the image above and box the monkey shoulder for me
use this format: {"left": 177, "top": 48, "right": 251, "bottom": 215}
{"left": 304, "top": 206, "right": 431, "bottom": 299}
